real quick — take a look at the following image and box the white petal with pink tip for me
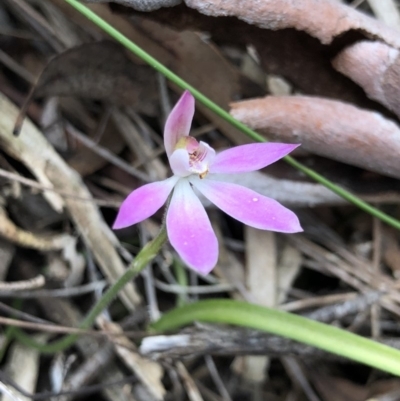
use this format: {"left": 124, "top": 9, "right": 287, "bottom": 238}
{"left": 191, "top": 178, "right": 302, "bottom": 233}
{"left": 166, "top": 179, "right": 218, "bottom": 274}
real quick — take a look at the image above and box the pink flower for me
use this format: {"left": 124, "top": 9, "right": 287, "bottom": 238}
{"left": 113, "top": 91, "right": 302, "bottom": 274}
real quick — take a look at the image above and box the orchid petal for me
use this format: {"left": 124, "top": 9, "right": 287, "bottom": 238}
{"left": 164, "top": 91, "right": 195, "bottom": 158}
{"left": 210, "top": 143, "right": 299, "bottom": 174}
{"left": 167, "top": 179, "right": 218, "bottom": 274}
{"left": 113, "top": 176, "right": 179, "bottom": 229}
{"left": 191, "top": 178, "right": 302, "bottom": 233}
{"left": 169, "top": 149, "right": 191, "bottom": 177}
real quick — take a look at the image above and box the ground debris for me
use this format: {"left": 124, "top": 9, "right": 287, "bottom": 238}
{"left": 0, "top": 0, "right": 400, "bottom": 400}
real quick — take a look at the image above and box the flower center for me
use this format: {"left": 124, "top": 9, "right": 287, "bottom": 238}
{"left": 175, "top": 137, "right": 215, "bottom": 178}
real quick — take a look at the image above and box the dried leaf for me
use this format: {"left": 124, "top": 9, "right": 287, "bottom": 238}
{"left": 245, "top": 229, "right": 276, "bottom": 307}
{"left": 211, "top": 219, "right": 246, "bottom": 297}
{"left": 0, "top": 205, "right": 77, "bottom": 251}
{"left": 51, "top": 1, "right": 247, "bottom": 144}
{"left": 0, "top": 92, "right": 141, "bottom": 310}
{"left": 97, "top": 317, "right": 165, "bottom": 401}
{"left": 311, "top": 374, "right": 368, "bottom": 401}
{"left": 333, "top": 40, "right": 400, "bottom": 118}
{"left": 34, "top": 40, "right": 158, "bottom": 115}
{"left": 132, "top": 17, "right": 244, "bottom": 141}
{"left": 141, "top": 0, "right": 400, "bottom": 110}
{"left": 368, "top": 0, "right": 400, "bottom": 29}
{"left": 65, "top": 114, "right": 126, "bottom": 177}
{"left": 3, "top": 337, "right": 44, "bottom": 401}
{"left": 86, "top": 0, "right": 181, "bottom": 11}
{"left": 382, "top": 227, "right": 400, "bottom": 278}
{"left": 131, "top": 4, "right": 378, "bottom": 112}
{"left": 175, "top": 362, "right": 204, "bottom": 401}
{"left": 202, "top": 171, "right": 343, "bottom": 208}
{"left": 39, "top": 96, "right": 126, "bottom": 177}
{"left": 277, "top": 244, "right": 302, "bottom": 304}
{"left": 367, "top": 379, "right": 400, "bottom": 400}
{"left": 0, "top": 239, "right": 15, "bottom": 281}
{"left": 230, "top": 95, "right": 400, "bottom": 179}
{"left": 185, "top": 0, "right": 400, "bottom": 48}
{"left": 234, "top": 229, "right": 276, "bottom": 382}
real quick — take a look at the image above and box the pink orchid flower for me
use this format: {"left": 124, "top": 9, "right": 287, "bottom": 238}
{"left": 113, "top": 91, "right": 302, "bottom": 274}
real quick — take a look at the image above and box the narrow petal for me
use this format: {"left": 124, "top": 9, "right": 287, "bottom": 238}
{"left": 210, "top": 143, "right": 299, "bottom": 174}
{"left": 191, "top": 178, "right": 302, "bottom": 233}
{"left": 167, "top": 179, "right": 218, "bottom": 274}
{"left": 164, "top": 91, "right": 195, "bottom": 158}
{"left": 113, "top": 176, "right": 179, "bottom": 229}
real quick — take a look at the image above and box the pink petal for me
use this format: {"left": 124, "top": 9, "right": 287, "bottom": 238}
{"left": 191, "top": 178, "right": 302, "bottom": 233}
{"left": 113, "top": 176, "right": 179, "bottom": 229}
{"left": 210, "top": 143, "right": 299, "bottom": 174}
{"left": 166, "top": 179, "right": 218, "bottom": 274}
{"left": 164, "top": 91, "right": 195, "bottom": 158}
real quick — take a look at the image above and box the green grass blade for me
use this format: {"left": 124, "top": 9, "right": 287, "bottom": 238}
{"left": 151, "top": 299, "right": 400, "bottom": 375}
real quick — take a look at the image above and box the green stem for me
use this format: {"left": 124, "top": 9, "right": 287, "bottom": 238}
{"left": 63, "top": 0, "right": 400, "bottom": 231}
{"left": 151, "top": 299, "right": 400, "bottom": 376}
{"left": 15, "top": 225, "right": 168, "bottom": 353}
{"left": 173, "top": 258, "right": 188, "bottom": 307}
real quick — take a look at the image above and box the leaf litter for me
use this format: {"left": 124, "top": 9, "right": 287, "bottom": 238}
{"left": 1, "top": 1, "right": 400, "bottom": 401}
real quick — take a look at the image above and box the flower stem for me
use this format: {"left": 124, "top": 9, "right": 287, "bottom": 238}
{"left": 15, "top": 225, "right": 168, "bottom": 353}
{"left": 151, "top": 299, "right": 400, "bottom": 376}
{"left": 62, "top": 0, "right": 400, "bottom": 232}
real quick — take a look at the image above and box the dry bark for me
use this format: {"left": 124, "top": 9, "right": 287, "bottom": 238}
{"left": 333, "top": 40, "right": 400, "bottom": 119}
{"left": 184, "top": 0, "right": 400, "bottom": 48}
{"left": 230, "top": 95, "right": 400, "bottom": 179}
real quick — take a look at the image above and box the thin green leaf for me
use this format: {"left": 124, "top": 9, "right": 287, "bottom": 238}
{"left": 151, "top": 299, "right": 400, "bottom": 375}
